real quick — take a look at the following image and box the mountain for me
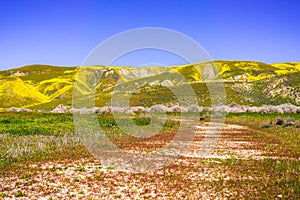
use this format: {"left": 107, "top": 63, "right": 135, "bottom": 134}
{"left": 0, "top": 76, "right": 48, "bottom": 108}
{"left": 0, "top": 61, "right": 299, "bottom": 111}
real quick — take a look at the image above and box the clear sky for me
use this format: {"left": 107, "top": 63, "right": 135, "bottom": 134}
{"left": 0, "top": 0, "right": 299, "bottom": 70}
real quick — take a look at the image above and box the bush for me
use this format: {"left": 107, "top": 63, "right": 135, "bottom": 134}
{"left": 275, "top": 117, "right": 284, "bottom": 125}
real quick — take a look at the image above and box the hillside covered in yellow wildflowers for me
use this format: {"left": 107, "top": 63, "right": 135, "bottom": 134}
{"left": 0, "top": 61, "right": 299, "bottom": 111}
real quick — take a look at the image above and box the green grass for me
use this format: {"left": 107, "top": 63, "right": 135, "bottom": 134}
{"left": 225, "top": 113, "right": 300, "bottom": 158}
{"left": 0, "top": 112, "right": 77, "bottom": 171}
{"left": 0, "top": 112, "right": 180, "bottom": 171}
{"left": 0, "top": 112, "right": 74, "bottom": 136}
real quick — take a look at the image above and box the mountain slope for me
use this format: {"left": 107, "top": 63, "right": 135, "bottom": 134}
{"left": 0, "top": 76, "right": 49, "bottom": 108}
{"left": 0, "top": 61, "right": 299, "bottom": 110}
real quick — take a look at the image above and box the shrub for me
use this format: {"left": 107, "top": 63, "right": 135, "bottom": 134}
{"left": 275, "top": 117, "right": 284, "bottom": 125}
{"left": 150, "top": 105, "right": 168, "bottom": 113}
{"left": 187, "top": 104, "right": 202, "bottom": 113}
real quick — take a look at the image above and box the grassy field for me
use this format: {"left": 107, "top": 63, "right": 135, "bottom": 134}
{"left": 0, "top": 112, "right": 299, "bottom": 199}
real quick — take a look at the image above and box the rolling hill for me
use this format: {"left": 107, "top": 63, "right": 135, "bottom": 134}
{"left": 0, "top": 61, "right": 299, "bottom": 111}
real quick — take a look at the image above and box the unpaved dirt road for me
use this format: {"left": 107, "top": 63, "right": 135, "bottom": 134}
{"left": 0, "top": 122, "right": 296, "bottom": 199}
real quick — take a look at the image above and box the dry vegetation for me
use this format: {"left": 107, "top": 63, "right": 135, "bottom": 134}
{"left": 0, "top": 112, "right": 299, "bottom": 199}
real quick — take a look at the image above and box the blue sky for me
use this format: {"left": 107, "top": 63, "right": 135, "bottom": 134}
{"left": 0, "top": 0, "right": 299, "bottom": 70}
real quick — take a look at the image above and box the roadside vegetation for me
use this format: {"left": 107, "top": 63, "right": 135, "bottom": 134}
{"left": 0, "top": 112, "right": 299, "bottom": 199}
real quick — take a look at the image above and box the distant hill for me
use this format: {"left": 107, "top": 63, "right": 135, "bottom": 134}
{"left": 0, "top": 61, "right": 299, "bottom": 111}
{"left": 0, "top": 76, "right": 48, "bottom": 108}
